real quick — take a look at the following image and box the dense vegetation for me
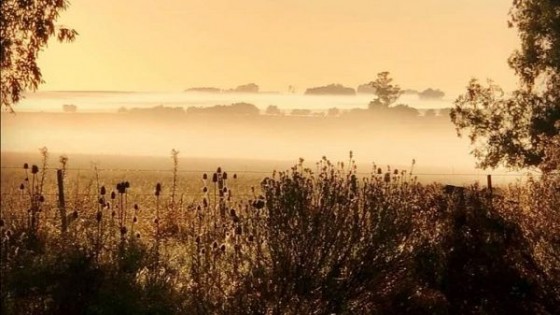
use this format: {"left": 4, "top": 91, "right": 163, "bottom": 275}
{"left": 1, "top": 152, "right": 558, "bottom": 314}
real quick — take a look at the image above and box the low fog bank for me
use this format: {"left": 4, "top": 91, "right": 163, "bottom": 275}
{"left": 0, "top": 111, "right": 521, "bottom": 184}
{"left": 17, "top": 91, "right": 454, "bottom": 113}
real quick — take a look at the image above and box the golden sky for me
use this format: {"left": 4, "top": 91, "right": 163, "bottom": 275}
{"left": 38, "top": 0, "right": 519, "bottom": 95}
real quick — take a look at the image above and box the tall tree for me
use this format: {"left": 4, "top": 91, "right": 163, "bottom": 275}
{"left": 451, "top": 0, "right": 559, "bottom": 172}
{"left": 368, "top": 71, "right": 403, "bottom": 110}
{"left": 1, "top": 0, "right": 77, "bottom": 111}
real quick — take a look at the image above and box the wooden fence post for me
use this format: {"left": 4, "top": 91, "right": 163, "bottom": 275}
{"left": 487, "top": 174, "right": 493, "bottom": 197}
{"left": 57, "top": 169, "right": 67, "bottom": 235}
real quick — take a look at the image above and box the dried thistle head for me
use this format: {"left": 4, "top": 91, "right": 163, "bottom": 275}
{"left": 252, "top": 196, "right": 266, "bottom": 209}
{"left": 117, "top": 183, "right": 126, "bottom": 194}
{"left": 23, "top": 163, "right": 29, "bottom": 170}
{"left": 384, "top": 173, "right": 391, "bottom": 183}
{"left": 31, "top": 165, "right": 39, "bottom": 174}
{"left": 100, "top": 186, "right": 106, "bottom": 196}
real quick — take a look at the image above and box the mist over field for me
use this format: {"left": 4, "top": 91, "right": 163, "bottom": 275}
{"left": 1, "top": 106, "right": 525, "bottom": 186}
{"left": 2, "top": 109, "right": 470, "bottom": 167}
{"left": 17, "top": 90, "right": 453, "bottom": 113}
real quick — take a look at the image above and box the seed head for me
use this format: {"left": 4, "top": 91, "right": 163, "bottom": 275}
{"left": 136, "top": 232, "right": 141, "bottom": 238}
{"left": 202, "top": 186, "right": 208, "bottom": 193}
{"left": 39, "top": 195, "right": 45, "bottom": 203}
{"left": 134, "top": 204, "right": 139, "bottom": 211}
{"left": 233, "top": 173, "right": 237, "bottom": 180}
{"left": 212, "top": 173, "right": 218, "bottom": 183}
{"left": 248, "top": 234, "right": 254, "bottom": 242}
{"left": 96, "top": 211, "right": 102, "bottom": 222}
{"left": 384, "top": 173, "right": 391, "bottom": 183}
{"left": 220, "top": 244, "right": 226, "bottom": 252}
{"left": 111, "top": 191, "right": 116, "bottom": 199}
{"left": 377, "top": 168, "right": 382, "bottom": 175}
{"left": 252, "top": 196, "right": 266, "bottom": 209}
{"left": 120, "top": 226, "right": 127, "bottom": 235}
{"left": 19, "top": 183, "right": 24, "bottom": 190}
{"left": 393, "top": 169, "right": 399, "bottom": 175}
{"left": 98, "top": 198, "right": 105, "bottom": 205}
{"left": 217, "top": 167, "right": 222, "bottom": 174}
{"left": 133, "top": 216, "right": 137, "bottom": 223}
{"left": 100, "top": 186, "right": 106, "bottom": 195}
{"left": 203, "top": 173, "right": 208, "bottom": 180}
{"left": 72, "top": 210, "right": 78, "bottom": 219}
{"left": 31, "top": 165, "right": 39, "bottom": 174}
{"left": 155, "top": 183, "right": 162, "bottom": 196}
{"left": 222, "top": 172, "right": 228, "bottom": 180}
{"left": 212, "top": 241, "right": 218, "bottom": 249}
{"left": 23, "top": 163, "right": 29, "bottom": 170}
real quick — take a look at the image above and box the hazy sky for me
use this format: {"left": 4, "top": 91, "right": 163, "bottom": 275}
{"left": 38, "top": 0, "right": 519, "bottom": 95}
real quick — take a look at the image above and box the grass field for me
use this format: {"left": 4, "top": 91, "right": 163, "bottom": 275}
{"left": 0, "top": 149, "right": 558, "bottom": 314}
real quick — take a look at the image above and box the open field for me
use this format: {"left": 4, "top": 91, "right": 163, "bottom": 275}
{"left": 1, "top": 150, "right": 558, "bottom": 314}
{"left": 0, "top": 112, "right": 531, "bottom": 186}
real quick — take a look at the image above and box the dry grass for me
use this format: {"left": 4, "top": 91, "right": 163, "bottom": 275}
{"left": 0, "top": 151, "right": 558, "bottom": 314}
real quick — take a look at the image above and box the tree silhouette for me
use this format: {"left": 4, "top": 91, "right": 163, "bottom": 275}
{"left": 451, "top": 0, "right": 559, "bottom": 172}
{"left": 1, "top": 0, "right": 77, "bottom": 111}
{"left": 368, "top": 72, "right": 403, "bottom": 110}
